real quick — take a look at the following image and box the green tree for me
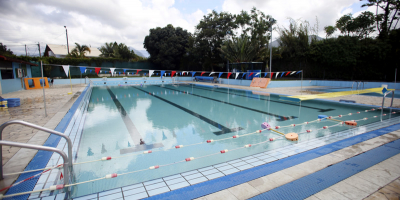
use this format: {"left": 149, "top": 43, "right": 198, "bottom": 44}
{"left": 324, "top": 26, "right": 336, "bottom": 38}
{"left": 361, "top": 0, "right": 400, "bottom": 39}
{"left": 99, "top": 42, "right": 118, "bottom": 58}
{"left": 193, "top": 10, "right": 238, "bottom": 70}
{"left": 144, "top": 24, "right": 190, "bottom": 69}
{"left": 336, "top": 14, "right": 355, "bottom": 36}
{"left": 0, "top": 43, "right": 14, "bottom": 56}
{"left": 236, "top": 7, "right": 275, "bottom": 56}
{"left": 100, "top": 42, "right": 139, "bottom": 60}
{"left": 218, "top": 35, "right": 265, "bottom": 70}
{"left": 69, "top": 43, "right": 91, "bottom": 58}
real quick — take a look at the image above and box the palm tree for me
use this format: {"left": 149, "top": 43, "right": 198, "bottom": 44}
{"left": 69, "top": 43, "right": 91, "bottom": 58}
{"left": 219, "top": 35, "right": 264, "bottom": 63}
{"left": 99, "top": 42, "right": 118, "bottom": 57}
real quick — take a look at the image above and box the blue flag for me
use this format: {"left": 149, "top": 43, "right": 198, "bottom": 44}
{"left": 156, "top": 73, "right": 158, "bottom": 76}
{"left": 144, "top": 73, "right": 147, "bottom": 76}
{"left": 123, "top": 69, "right": 127, "bottom": 73}
{"left": 79, "top": 67, "right": 86, "bottom": 74}
{"left": 296, "top": 71, "right": 301, "bottom": 74}
{"left": 192, "top": 72, "right": 196, "bottom": 77}
{"left": 218, "top": 72, "right": 223, "bottom": 78}
{"left": 161, "top": 71, "right": 165, "bottom": 78}
{"left": 242, "top": 73, "right": 246, "bottom": 78}
{"left": 280, "top": 72, "right": 284, "bottom": 77}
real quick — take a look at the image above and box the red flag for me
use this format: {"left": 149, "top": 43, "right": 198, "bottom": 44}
{"left": 285, "top": 71, "right": 291, "bottom": 76}
{"left": 249, "top": 72, "right": 254, "bottom": 77}
{"left": 227, "top": 72, "right": 232, "bottom": 79}
{"left": 201, "top": 72, "right": 205, "bottom": 76}
{"left": 95, "top": 67, "right": 101, "bottom": 74}
{"left": 136, "top": 70, "right": 142, "bottom": 74}
{"left": 270, "top": 72, "right": 274, "bottom": 78}
{"left": 171, "top": 71, "right": 176, "bottom": 77}
{"left": 60, "top": 172, "right": 63, "bottom": 180}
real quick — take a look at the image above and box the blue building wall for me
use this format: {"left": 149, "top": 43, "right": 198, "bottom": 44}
{"left": 0, "top": 62, "right": 33, "bottom": 94}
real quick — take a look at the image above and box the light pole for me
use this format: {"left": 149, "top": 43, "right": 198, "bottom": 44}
{"left": 269, "top": 18, "right": 276, "bottom": 79}
{"left": 64, "top": 26, "right": 70, "bottom": 54}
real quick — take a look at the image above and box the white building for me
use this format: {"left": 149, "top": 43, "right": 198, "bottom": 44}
{"left": 44, "top": 44, "right": 102, "bottom": 58}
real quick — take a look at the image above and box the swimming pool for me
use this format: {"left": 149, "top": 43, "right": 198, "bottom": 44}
{"left": 56, "top": 83, "right": 399, "bottom": 198}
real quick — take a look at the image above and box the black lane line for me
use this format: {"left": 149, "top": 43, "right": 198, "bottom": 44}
{"left": 106, "top": 87, "right": 164, "bottom": 150}
{"left": 131, "top": 86, "right": 243, "bottom": 135}
{"left": 184, "top": 84, "right": 335, "bottom": 112}
{"left": 157, "top": 85, "right": 297, "bottom": 121}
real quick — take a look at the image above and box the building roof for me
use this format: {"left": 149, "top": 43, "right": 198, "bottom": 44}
{"left": 0, "top": 55, "right": 38, "bottom": 66}
{"left": 45, "top": 44, "right": 102, "bottom": 57}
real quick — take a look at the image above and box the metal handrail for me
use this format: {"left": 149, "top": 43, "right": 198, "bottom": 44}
{"left": 0, "top": 140, "right": 69, "bottom": 185}
{"left": 381, "top": 90, "right": 395, "bottom": 121}
{"left": 0, "top": 120, "right": 73, "bottom": 180}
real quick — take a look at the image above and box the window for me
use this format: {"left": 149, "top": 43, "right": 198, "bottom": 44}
{"left": 0, "top": 60, "right": 13, "bottom": 79}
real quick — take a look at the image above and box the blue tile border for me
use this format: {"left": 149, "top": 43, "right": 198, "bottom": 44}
{"left": 144, "top": 122, "right": 400, "bottom": 200}
{"left": 250, "top": 139, "right": 400, "bottom": 200}
{"left": 5, "top": 85, "right": 90, "bottom": 200}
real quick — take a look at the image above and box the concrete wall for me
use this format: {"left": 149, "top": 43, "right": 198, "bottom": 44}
{"left": 1, "top": 79, "right": 24, "bottom": 94}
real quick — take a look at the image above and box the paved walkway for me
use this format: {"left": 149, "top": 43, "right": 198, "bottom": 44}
{"left": 0, "top": 84, "right": 87, "bottom": 193}
{"left": 195, "top": 130, "right": 400, "bottom": 200}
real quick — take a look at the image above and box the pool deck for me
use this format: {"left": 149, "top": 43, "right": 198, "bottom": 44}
{"left": 1, "top": 81, "right": 399, "bottom": 199}
{"left": 0, "top": 84, "right": 87, "bottom": 194}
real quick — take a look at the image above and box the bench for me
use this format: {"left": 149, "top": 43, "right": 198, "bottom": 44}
{"left": 194, "top": 76, "right": 217, "bottom": 83}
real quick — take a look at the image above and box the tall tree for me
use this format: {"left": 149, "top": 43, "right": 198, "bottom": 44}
{"left": 99, "top": 42, "right": 118, "bottom": 58}
{"left": 361, "top": 0, "right": 400, "bottom": 39}
{"left": 335, "top": 12, "right": 376, "bottom": 39}
{"left": 324, "top": 26, "right": 337, "bottom": 38}
{"left": 144, "top": 24, "right": 190, "bottom": 69}
{"left": 336, "top": 13, "right": 355, "bottom": 36}
{"left": 69, "top": 43, "right": 91, "bottom": 58}
{"left": 0, "top": 43, "right": 14, "bottom": 56}
{"left": 193, "top": 10, "right": 238, "bottom": 70}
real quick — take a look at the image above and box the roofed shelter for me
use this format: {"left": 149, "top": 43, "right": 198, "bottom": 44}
{"left": 44, "top": 44, "right": 102, "bottom": 58}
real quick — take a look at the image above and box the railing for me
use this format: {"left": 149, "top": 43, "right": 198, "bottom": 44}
{"left": 0, "top": 120, "right": 73, "bottom": 180}
{"left": 0, "top": 140, "right": 69, "bottom": 185}
{"left": 351, "top": 81, "right": 364, "bottom": 92}
{"left": 381, "top": 90, "right": 395, "bottom": 121}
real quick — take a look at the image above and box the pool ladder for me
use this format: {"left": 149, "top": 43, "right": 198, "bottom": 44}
{"left": 0, "top": 120, "right": 73, "bottom": 186}
{"left": 351, "top": 81, "right": 364, "bottom": 92}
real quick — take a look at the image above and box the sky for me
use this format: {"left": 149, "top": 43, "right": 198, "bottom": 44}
{"left": 0, "top": 0, "right": 382, "bottom": 56}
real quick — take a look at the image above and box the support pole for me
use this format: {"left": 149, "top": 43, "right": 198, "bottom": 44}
{"left": 25, "top": 44, "right": 27, "bottom": 56}
{"left": 301, "top": 70, "right": 303, "bottom": 96}
{"left": 68, "top": 67, "right": 72, "bottom": 95}
{"left": 40, "top": 61, "right": 47, "bottom": 117}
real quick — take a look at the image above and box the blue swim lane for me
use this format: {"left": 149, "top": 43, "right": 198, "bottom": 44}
{"left": 145, "top": 123, "right": 400, "bottom": 200}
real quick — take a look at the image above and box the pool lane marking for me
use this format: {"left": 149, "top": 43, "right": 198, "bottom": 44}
{"left": 185, "top": 84, "right": 334, "bottom": 112}
{"left": 131, "top": 86, "right": 243, "bottom": 135}
{"left": 106, "top": 87, "right": 142, "bottom": 145}
{"left": 157, "top": 85, "right": 297, "bottom": 122}
{"left": 107, "top": 86, "right": 164, "bottom": 154}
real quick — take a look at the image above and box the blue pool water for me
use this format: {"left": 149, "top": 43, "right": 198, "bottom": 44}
{"left": 70, "top": 84, "right": 398, "bottom": 197}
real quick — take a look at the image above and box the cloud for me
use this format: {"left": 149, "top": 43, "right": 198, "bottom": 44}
{"left": 221, "top": 0, "right": 361, "bottom": 39}
{"left": 0, "top": 0, "right": 202, "bottom": 55}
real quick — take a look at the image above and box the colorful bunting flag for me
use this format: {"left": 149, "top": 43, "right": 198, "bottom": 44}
{"left": 191, "top": 72, "right": 196, "bottom": 77}
{"left": 227, "top": 72, "right": 232, "bottom": 79}
{"left": 209, "top": 72, "right": 215, "bottom": 76}
{"left": 136, "top": 69, "right": 142, "bottom": 74}
{"left": 95, "top": 67, "right": 101, "bottom": 75}
{"left": 235, "top": 73, "right": 239, "bottom": 79}
{"left": 110, "top": 68, "right": 116, "bottom": 77}
{"left": 275, "top": 72, "right": 279, "bottom": 78}
{"left": 62, "top": 65, "right": 70, "bottom": 77}
{"left": 201, "top": 72, "right": 205, "bottom": 76}
{"left": 285, "top": 71, "right": 291, "bottom": 76}
{"left": 290, "top": 71, "right": 296, "bottom": 75}
{"left": 171, "top": 71, "right": 176, "bottom": 77}
{"left": 79, "top": 67, "right": 86, "bottom": 74}
{"left": 149, "top": 70, "right": 154, "bottom": 77}
{"left": 218, "top": 72, "right": 223, "bottom": 78}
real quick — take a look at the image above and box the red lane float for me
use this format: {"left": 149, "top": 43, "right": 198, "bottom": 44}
{"left": 149, "top": 165, "right": 159, "bottom": 169}
{"left": 306, "top": 130, "right": 312, "bottom": 133}
{"left": 143, "top": 150, "right": 152, "bottom": 154}
{"left": 101, "top": 156, "right": 112, "bottom": 161}
{"left": 233, "top": 135, "right": 239, "bottom": 138}
{"left": 220, "top": 149, "right": 228, "bottom": 153}
{"left": 207, "top": 139, "right": 214, "bottom": 143}
{"left": 49, "top": 184, "right": 65, "bottom": 191}
{"left": 185, "top": 157, "right": 194, "bottom": 161}
{"left": 105, "top": 173, "right": 117, "bottom": 179}
{"left": 175, "top": 145, "right": 183, "bottom": 149}
{"left": 244, "top": 144, "right": 252, "bottom": 148}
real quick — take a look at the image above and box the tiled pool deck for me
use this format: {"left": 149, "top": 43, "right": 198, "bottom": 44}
{"left": 3, "top": 81, "right": 400, "bottom": 200}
